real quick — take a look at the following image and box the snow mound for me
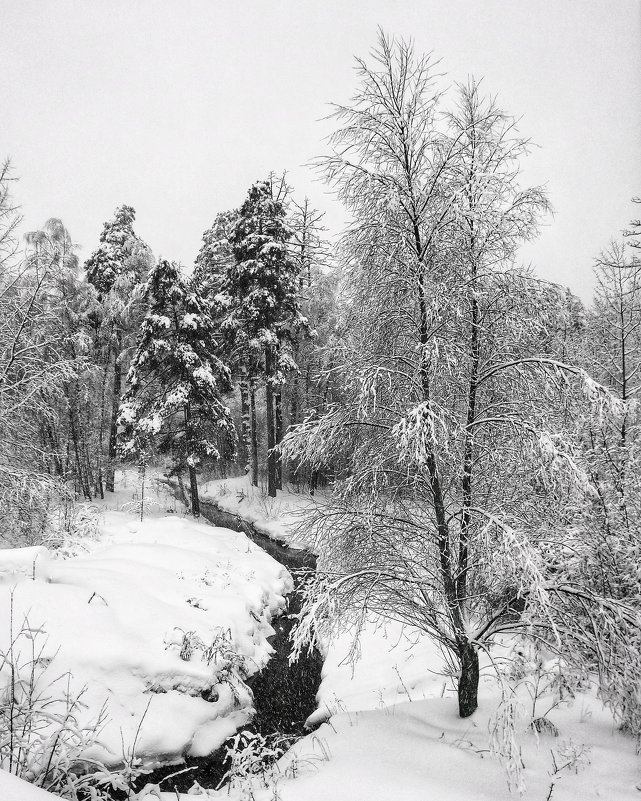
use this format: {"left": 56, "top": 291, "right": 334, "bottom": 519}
{"left": 0, "top": 769, "right": 61, "bottom": 800}
{"left": 174, "top": 694, "right": 641, "bottom": 801}
{"left": 0, "top": 512, "right": 292, "bottom": 769}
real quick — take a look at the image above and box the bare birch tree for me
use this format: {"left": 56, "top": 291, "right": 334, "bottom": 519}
{"left": 283, "top": 34, "right": 638, "bottom": 724}
{"left": 0, "top": 182, "right": 78, "bottom": 542}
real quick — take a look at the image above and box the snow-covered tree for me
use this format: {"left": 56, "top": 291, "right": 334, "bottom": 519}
{"left": 289, "top": 197, "right": 332, "bottom": 291}
{"left": 286, "top": 198, "right": 339, "bottom": 490}
{"left": 24, "top": 219, "right": 100, "bottom": 500}
{"left": 223, "top": 178, "right": 308, "bottom": 496}
{"left": 119, "top": 259, "right": 235, "bottom": 516}
{"left": 193, "top": 208, "right": 238, "bottom": 300}
{"left": 193, "top": 208, "right": 255, "bottom": 478}
{"left": 587, "top": 240, "right": 641, "bottom": 488}
{"left": 561, "top": 234, "right": 641, "bottom": 733}
{"left": 0, "top": 184, "right": 79, "bottom": 542}
{"left": 85, "top": 205, "right": 153, "bottom": 492}
{"left": 0, "top": 159, "right": 20, "bottom": 270}
{"left": 85, "top": 205, "right": 149, "bottom": 296}
{"left": 283, "top": 34, "right": 638, "bottom": 726}
{"left": 624, "top": 196, "right": 641, "bottom": 251}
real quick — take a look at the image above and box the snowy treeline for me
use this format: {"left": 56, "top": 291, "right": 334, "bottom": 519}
{"left": 0, "top": 169, "right": 335, "bottom": 533}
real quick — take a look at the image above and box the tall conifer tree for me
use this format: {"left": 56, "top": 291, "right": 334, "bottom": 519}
{"left": 119, "top": 259, "right": 235, "bottom": 516}
{"left": 223, "top": 179, "right": 308, "bottom": 496}
{"left": 85, "top": 205, "right": 152, "bottom": 492}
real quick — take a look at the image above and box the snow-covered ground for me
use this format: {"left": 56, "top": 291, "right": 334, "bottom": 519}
{"left": 200, "top": 474, "right": 316, "bottom": 548}
{"left": 166, "top": 474, "right": 641, "bottom": 801}
{"left": 0, "top": 471, "right": 291, "bottom": 794}
{"left": 150, "top": 613, "right": 636, "bottom": 801}
{"left": 217, "top": 692, "right": 640, "bottom": 801}
{"left": 2, "top": 472, "right": 641, "bottom": 800}
{"left": 0, "top": 769, "right": 61, "bottom": 800}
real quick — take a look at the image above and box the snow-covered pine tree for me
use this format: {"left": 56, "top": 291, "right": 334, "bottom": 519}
{"left": 193, "top": 208, "right": 238, "bottom": 300}
{"left": 118, "top": 259, "right": 235, "bottom": 516}
{"left": 224, "top": 178, "right": 308, "bottom": 496}
{"left": 193, "top": 208, "right": 256, "bottom": 479}
{"left": 85, "top": 205, "right": 149, "bottom": 297}
{"left": 85, "top": 205, "right": 153, "bottom": 493}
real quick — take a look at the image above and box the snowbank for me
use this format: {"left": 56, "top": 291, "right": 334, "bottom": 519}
{"left": 199, "top": 474, "right": 316, "bottom": 548}
{"left": 0, "top": 489, "right": 292, "bottom": 771}
{"left": 157, "top": 476, "right": 641, "bottom": 801}
{"left": 5, "top": 470, "right": 640, "bottom": 801}
{"left": 158, "top": 691, "right": 640, "bottom": 801}
{"left": 309, "top": 617, "right": 452, "bottom": 726}
{"left": 0, "top": 546, "right": 50, "bottom": 581}
{"left": 252, "top": 692, "right": 640, "bottom": 801}
{"left": 0, "top": 769, "right": 61, "bottom": 800}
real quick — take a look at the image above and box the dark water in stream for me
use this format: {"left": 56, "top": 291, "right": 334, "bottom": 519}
{"left": 128, "top": 500, "right": 323, "bottom": 796}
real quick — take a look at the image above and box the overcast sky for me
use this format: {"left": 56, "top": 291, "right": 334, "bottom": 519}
{"left": 1, "top": 0, "right": 640, "bottom": 301}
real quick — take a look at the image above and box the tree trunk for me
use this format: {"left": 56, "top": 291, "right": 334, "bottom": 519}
{"left": 250, "top": 381, "right": 259, "bottom": 487}
{"left": 44, "top": 418, "right": 63, "bottom": 476}
{"left": 176, "top": 470, "right": 188, "bottom": 507}
{"left": 106, "top": 348, "right": 122, "bottom": 493}
{"left": 265, "top": 375, "right": 277, "bottom": 498}
{"left": 82, "top": 440, "right": 96, "bottom": 500}
{"left": 274, "top": 386, "right": 283, "bottom": 490}
{"left": 289, "top": 373, "right": 299, "bottom": 484}
{"left": 239, "top": 375, "right": 251, "bottom": 476}
{"left": 457, "top": 641, "right": 480, "bottom": 718}
{"left": 69, "top": 392, "right": 91, "bottom": 500}
{"left": 95, "top": 341, "right": 112, "bottom": 500}
{"left": 415, "top": 251, "right": 473, "bottom": 720}
{"left": 138, "top": 460, "right": 146, "bottom": 521}
{"left": 183, "top": 403, "right": 200, "bottom": 517}
{"left": 96, "top": 468, "right": 105, "bottom": 500}
{"left": 459, "top": 288, "right": 480, "bottom": 600}
{"left": 290, "top": 367, "right": 299, "bottom": 427}
{"left": 189, "top": 464, "right": 200, "bottom": 518}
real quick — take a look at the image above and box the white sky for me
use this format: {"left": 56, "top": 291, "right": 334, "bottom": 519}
{"left": 1, "top": 0, "right": 640, "bottom": 301}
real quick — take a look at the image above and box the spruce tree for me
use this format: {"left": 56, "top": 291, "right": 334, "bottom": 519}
{"left": 119, "top": 259, "right": 235, "bottom": 516}
{"left": 223, "top": 179, "right": 308, "bottom": 496}
{"left": 193, "top": 208, "right": 260, "bottom": 479}
{"left": 85, "top": 205, "right": 149, "bottom": 296}
{"left": 85, "top": 205, "right": 152, "bottom": 492}
{"left": 193, "top": 209, "right": 238, "bottom": 300}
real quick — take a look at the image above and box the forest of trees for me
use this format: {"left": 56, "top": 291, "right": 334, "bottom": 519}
{"left": 1, "top": 33, "right": 640, "bottom": 742}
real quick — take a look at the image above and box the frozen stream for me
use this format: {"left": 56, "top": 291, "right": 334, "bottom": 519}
{"left": 131, "top": 498, "right": 323, "bottom": 796}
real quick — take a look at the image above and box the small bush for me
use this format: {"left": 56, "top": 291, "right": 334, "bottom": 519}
{"left": 0, "top": 592, "right": 146, "bottom": 799}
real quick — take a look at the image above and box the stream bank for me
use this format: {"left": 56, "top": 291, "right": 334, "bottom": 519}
{"left": 132, "top": 498, "right": 323, "bottom": 796}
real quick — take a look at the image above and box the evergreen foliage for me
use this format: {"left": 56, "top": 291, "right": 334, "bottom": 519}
{"left": 84, "top": 205, "right": 153, "bottom": 493}
{"left": 85, "top": 205, "right": 149, "bottom": 297}
{"left": 213, "top": 179, "right": 310, "bottom": 494}
{"left": 223, "top": 180, "right": 307, "bottom": 381}
{"left": 119, "top": 259, "right": 236, "bottom": 512}
{"left": 193, "top": 208, "right": 238, "bottom": 301}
